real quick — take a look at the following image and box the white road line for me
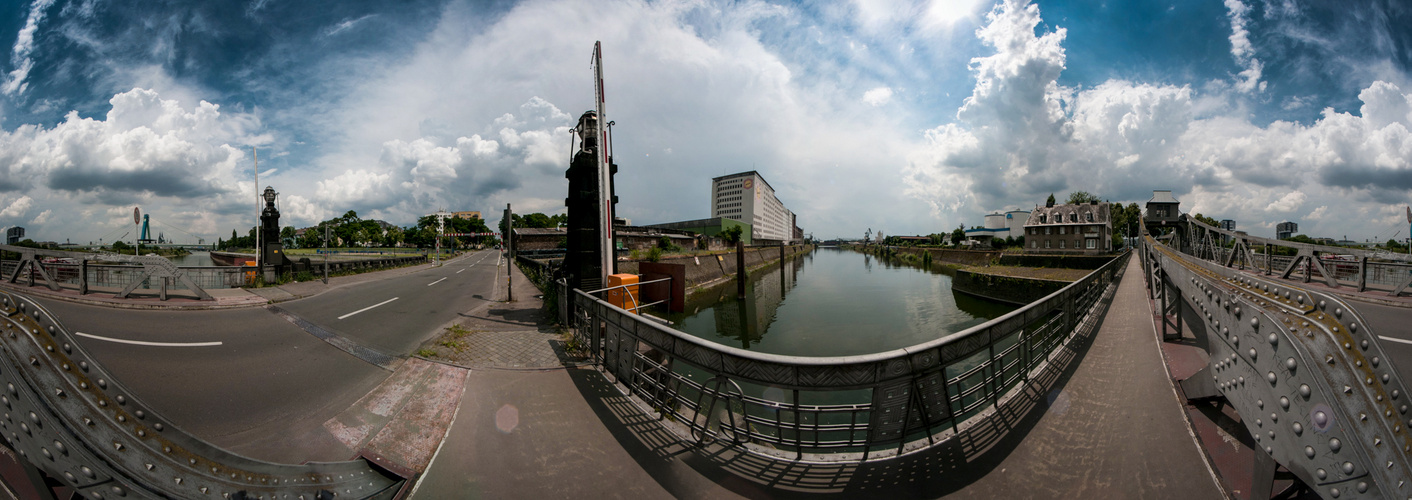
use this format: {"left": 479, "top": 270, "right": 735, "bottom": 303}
{"left": 428, "top": 277, "right": 447, "bottom": 286}
{"left": 338, "top": 297, "right": 400, "bottom": 320}
{"left": 74, "top": 332, "right": 222, "bottom": 347}
{"left": 1380, "top": 335, "right": 1412, "bottom": 345}
{"left": 456, "top": 269, "right": 465, "bottom": 274}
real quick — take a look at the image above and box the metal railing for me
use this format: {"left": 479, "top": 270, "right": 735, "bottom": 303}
{"left": 566, "top": 251, "right": 1129, "bottom": 463}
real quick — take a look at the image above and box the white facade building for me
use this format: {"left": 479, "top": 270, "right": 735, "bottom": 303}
{"left": 711, "top": 171, "right": 796, "bottom": 243}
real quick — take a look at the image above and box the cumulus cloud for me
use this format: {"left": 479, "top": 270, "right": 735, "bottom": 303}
{"left": 0, "top": 196, "right": 33, "bottom": 219}
{"left": 863, "top": 87, "right": 894, "bottom": 106}
{"left": 904, "top": 0, "right": 1412, "bottom": 240}
{"left": 30, "top": 209, "right": 50, "bottom": 224}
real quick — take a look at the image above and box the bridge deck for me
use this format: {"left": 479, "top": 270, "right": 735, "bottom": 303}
{"left": 412, "top": 254, "right": 1228, "bottom": 498}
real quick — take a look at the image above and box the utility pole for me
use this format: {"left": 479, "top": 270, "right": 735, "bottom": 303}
{"left": 254, "top": 147, "right": 260, "bottom": 271}
{"left": 505, "top": 203, "right": 514, "bottom": 302}
{"left": 322, "top": 224, "right": 330, "bottom": 285}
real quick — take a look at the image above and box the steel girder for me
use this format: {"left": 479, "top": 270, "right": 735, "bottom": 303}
{"left": 0, "top": 290, "right": 406, "bottom": 499}
{"left": 1147, "top": 237, "right": 1412, "bottom": 499}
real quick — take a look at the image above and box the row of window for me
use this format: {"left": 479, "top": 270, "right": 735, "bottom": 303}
{"left": 1037, "top": 212, "right": 1096, "bottom": 224}
{"left": 1029, "top": 225, "right": 1104, "bottom": 235}
{"left": 718, "top": 202, "right": 742, "bottom": 209}
{"left": 1031, "top": 239, "right": 1101, "bottom": 249}
{"left": 717, "top": 195, "right": 742, "bottom": 203}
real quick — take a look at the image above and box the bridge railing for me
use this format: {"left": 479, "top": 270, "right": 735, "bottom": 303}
{"left": 566, "top": 251, "right": 1129, "bottom": 463}
{"left": 1182, "top": 216, "right": 1412, "bottom": 295}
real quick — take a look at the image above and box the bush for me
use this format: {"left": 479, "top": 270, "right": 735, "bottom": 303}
{"left": 647, "top": 246, "right": 663, "bottom": 262}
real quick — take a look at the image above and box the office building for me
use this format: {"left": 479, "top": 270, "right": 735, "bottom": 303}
{"left": 452, "top": 211, "right": 481, "bottom": 220}
{"left": 5, "top": 227, "right": 23, "bottom": 245}
{"left": 711, "top": 171, "right": 797, "bottom": 243}
{"left": 1277, "top": 221, "right": 1298, "bottom": 240}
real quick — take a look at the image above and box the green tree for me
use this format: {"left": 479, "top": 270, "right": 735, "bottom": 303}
{"left": 1046, "top": 193, "right": 1056, "bottom": 207}
{"left": 1066, "top": 191, "right": 1099, "bottom": 205}
{"left": 1192, "top": 213, "right": 1220, "bottom": 227}
{"left": 951, "top": 225, "right": 965, "bottom": 246}
{"left": 720, "top": 225, "right": 744, "bottom": 244}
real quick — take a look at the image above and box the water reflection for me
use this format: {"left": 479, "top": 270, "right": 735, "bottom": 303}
{"left": 664, "top": 248, "right": 1015, "bottom": 357}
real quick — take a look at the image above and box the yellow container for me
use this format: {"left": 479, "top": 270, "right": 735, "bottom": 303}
{"left": 243, "top": 261, "right": 258, "bottom": 285}
{"left": 606, "top": 273, "right": 639, "bottom": 313}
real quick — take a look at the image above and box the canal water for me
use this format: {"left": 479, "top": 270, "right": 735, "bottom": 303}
{"left": 167, "top": 251, "right": 215, "bottom": 267}
{"left": 664, "top": 247, "right": 1016, "bottom": 357}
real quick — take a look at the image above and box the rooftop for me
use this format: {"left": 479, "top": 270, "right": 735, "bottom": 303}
{"left": 1147, "top": 190, "right": 1180, "bottom": 204}
{"left": 1024, "top": 202, "right": 1111, "bottom": 226}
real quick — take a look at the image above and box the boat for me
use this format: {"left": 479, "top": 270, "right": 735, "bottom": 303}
{"left": 209, "top": 251, "right": 256, "bottom": 267}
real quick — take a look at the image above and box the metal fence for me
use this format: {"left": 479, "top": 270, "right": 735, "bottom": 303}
{"left": 565, "top": 251, "right": 1129, "bottom": 463}
{"left": 1194, "top": 245, "right": 1412, "bottom": 292}
{"left": 2, "top": 261, "right": 249, "bottom": 290}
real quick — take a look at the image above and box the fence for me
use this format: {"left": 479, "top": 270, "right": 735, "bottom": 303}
{"left": 2, "top": 254, "right": 429, "bottom": 294}
{"left": 564, "top": 251, "right": 1129, "bottom": 463}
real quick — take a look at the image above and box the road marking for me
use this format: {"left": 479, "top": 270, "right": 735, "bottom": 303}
{"left": 428, "top": 277, "right": 447, "bottom": 286}
{"left": 73, "top": 332, "right": 222, "bottom": 347}
{"left": 456, "top": 269, "right": 465, "bottom": 274}
{"left": 338, "top": 297, "right": 400, "bottom": 320}
{"left": 1379, "top": 335, "right": 1412, "bottom": 345}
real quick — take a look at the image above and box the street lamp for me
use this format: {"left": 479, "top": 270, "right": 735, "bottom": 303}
{"left": 263, "top": 186, "right": 278, "bottom": 206}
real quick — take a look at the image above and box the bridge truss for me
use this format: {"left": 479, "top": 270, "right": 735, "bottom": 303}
{"left": 1144, "top": 234, "right": 1412, "bottom": 498}
{"left": 0, "top": 290, "right": 407, "bottom": 498}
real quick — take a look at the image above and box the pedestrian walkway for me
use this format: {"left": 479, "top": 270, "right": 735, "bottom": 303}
{"left": 412, "top": 255, "right": 1228, "bottom": 498}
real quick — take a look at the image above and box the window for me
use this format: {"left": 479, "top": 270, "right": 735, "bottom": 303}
{"left": 1039, "top": 214, "right": 1046, "bottom": 224}
{"left": 1059, "top": 227, "right": 1066, "bottom": 235}
{"left": 1045, "top": 227, "right": 1051, "bottom": 235}
{"left": 1086, "top": 239, "right": 1095, "bottom": 249}
{"left": 1059, "top": 240, "right": 1065, "bottom": 249}
{"left": 1045, "top": 240, "right": 1051, "bottom": 249}
{"left": 1075, "top": 239, "right": 1080, "bottom": 249}
{"left": 1031, "top": 241, "right": 1037, "bottom": 248}
{"left": 1086, "top": 212, "right": 1093, "bottom": 222}
{"left": 1070, "top": 213, "right": 1077, "bottom": 223}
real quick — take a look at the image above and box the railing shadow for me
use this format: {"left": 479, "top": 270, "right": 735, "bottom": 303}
{"left": 564, "top": 257, "right": 1124, "bottom": 498}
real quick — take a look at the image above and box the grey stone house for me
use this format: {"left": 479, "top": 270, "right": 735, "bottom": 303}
{"left": 1023, "top": 201, "right": 1113, "bottom": 254}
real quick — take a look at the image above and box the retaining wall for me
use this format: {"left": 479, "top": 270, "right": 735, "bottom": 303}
{"left": 951, "top": 269, "right": 1071, "bottom": 305}
{"left": 618, "top": 245, "right": 812, "bottom": 292}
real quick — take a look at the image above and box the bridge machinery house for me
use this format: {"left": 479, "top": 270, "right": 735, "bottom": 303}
{"left": 1023, "top": 200, "right": 1113, "bottom": 254}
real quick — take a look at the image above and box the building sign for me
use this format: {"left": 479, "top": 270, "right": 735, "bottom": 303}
{"left": 743, "top": 178, "right": 753, "bottom": 190}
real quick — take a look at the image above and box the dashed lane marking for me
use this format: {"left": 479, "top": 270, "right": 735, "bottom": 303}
{"left": 428, "top": 278, "right": 447, "bottom": 286}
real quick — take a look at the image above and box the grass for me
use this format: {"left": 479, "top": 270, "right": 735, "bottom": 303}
{"left": 415, "top": 348, "right": 436, "bottom": 358}
{"left": 435, "top": 324, "right": 475, "bottom": 353}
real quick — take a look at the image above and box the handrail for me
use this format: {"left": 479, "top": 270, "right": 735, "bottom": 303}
{"left": 568, "top": 249, "right": 1130, "bottom": 462}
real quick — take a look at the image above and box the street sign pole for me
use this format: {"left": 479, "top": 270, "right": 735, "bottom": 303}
{"left": 505, "top": 203, "right": 513, "bottom": 302}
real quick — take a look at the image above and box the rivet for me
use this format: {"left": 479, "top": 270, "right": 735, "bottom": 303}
{"left": 1315, "top": 411, "right": 1329, "bottom": 426}
{"left": 1249, "top": 348, "right": 1257, "bottom": 360}
{"left": 1280, "top": 396, "right": 1289, "bottom": 409}
{"left": 134, "top": 410, "right": 144, "bottom": 419}
{"left": 1335, "top": 308, "right": 1343, "bottom": 318}
{"left": 1330, "top": 487, "right": 1340, "bottom": 498}
{"left": 1286, "top": 358, "right": 1297, "bottom": 371}
{"left": 1330, "top": 438, "right": 1342, "bottom": 452}
{"left": 79, "top": 361, "right": 88, "bottom": 371}
{"left": 97, "top": 379, "right": 106, "bottom": 389}
{"left": 1375, "top": 357, "right": 1382, "bottom": 368}
{"left": 153, "top": 423, "right": 163, "bottom": 431}
{"left": 1251, "top": 317, "right": 1260, "bottom": 329}
{"left": 115, "top": 395, "right": 125, "bottom": 405}
{"left": 1258, "top": 399, "right": 1265, "bottom": 409}
{"left": 1305, "top": 445, "right": 1316, "bottom": 458}
{"left": 81, "top": 466, "right": 95, "bottom": 478}
{"left": 1343, "top": 461, "right": 1355, "bottom": 474}
{"left": 1271, "top": 413, "right": 1279, "bottom": 423}
{"left": 1268, "top": 372, "right": 1278, "bottom": 385}
{"left": 1362, "top": 340, "right": 1370, "bottom": 350}
{"left": 113, "top": 442, "right": 123, "bottom": 451}
{"left": 1293, "top": 422, "right": 1303, "bottom": 435}
{"left": 1357, "top": 482, "right": 1367, "bottom": 494}
{"left": 53, "top": 441, "right": 64, "bottom": 455}
{"left": 1316, "top": 468, "right": 1327, "bottom": 480}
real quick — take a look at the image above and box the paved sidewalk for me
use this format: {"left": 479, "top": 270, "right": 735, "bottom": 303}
{"left": 416, "top": 257, "right": 571, "bottom": 370}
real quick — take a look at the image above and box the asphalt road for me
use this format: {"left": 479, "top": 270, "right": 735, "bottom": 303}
{"left": 276, "top": 250, "right": 502, "bottom": 356}
{"left": 24, "top": 249, "right": 502, "bottom": 462}
{"left": 1344, "top": 300, "right": 1412, "bottom": 386}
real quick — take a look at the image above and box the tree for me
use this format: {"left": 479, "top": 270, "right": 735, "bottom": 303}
{"left": 720, "top": 225, "right": 744, "bottom": 244}
{"left": 951, "top": 225, "right": 965, "bottom": 246}
{"left": 1192, "top": 213, "right": 1220, "bottom": 227}
{"left": 1046, "top": 193, "right": 1056, "bottom": 207}
{"left": 1066, "top": 191, "right": 1099, "bottom": 205}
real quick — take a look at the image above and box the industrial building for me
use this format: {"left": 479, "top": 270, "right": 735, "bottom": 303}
{"left": 711, "top": 171, "right": 798, "bottom": 244}
{"left": 643, "top": 217, "right": 753, "bottom": 246}
{"left": 963, "top": 210, "right": 1032, "bottom": 244}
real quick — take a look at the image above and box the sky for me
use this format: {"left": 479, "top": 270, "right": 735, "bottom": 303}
{"left": 0, "top": 0, "right": 1409, "bottom": 244}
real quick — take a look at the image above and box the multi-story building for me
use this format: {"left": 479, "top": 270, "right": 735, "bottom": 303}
{"left": 5, "top": 226, "right": 23, "bottom": 245}
{"left": 1218, "top": 219, "right": 1236, "bottom": 244}
{"left": 1277, "top": 221, "right": 1298, "bottom": 240}
{"left": 711, "top": 171, "right": 797, "bottom": 243}
{"left": 1023, "top": 202, "right": 1112, "bottom": 254}
{"left": 452, "top": 211, "right": 481, "bottom": 220}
